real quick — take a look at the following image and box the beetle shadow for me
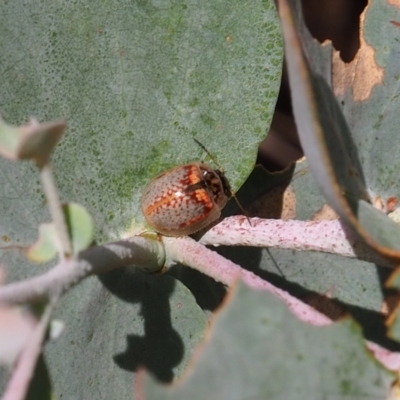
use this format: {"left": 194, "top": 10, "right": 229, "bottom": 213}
{"left": 98, "top": 267, "right": 184, "bottom": 383}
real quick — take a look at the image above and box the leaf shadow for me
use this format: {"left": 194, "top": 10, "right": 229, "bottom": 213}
{"left": 98, "top": 268, "right": 184, "bottom": 383}
{"left": 168, "top": 265, "right": 226, "bottom": 312}
{"left": 218, "top": 244, "right": 400, "bottom": 352}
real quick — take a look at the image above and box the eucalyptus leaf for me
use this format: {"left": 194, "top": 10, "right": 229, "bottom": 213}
{"left": 27, "top": 223, "right": 58, "bottom": 263}
{"left": 143, "top": 283, "right": 393, "bottom": 400}
{"left": 63, "top": 202, "right": 94, "bottom": 255}
{"left": 0, "top": 0, "right": 283, "bottom": 396}
{"left": 279, "top": 0, "right": 400, "bottom": 260}
{"left": 0, "top": 0, "right": 282, "bottom": 245}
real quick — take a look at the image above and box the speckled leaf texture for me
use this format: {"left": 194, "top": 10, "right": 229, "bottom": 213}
{"left": 0, "top": 0, "right": 282, "bottom": 398}
{"left": 0, "top": 0, "right": 282, "bottom": 246}
{"left": 257, "top": 0, "right": 400, "bottom": 355}
{"left": 331, "top": 0, "right": 400, "bottom": 290}
{"left": 142, "top": 283, "right": 393, "bottom": 400}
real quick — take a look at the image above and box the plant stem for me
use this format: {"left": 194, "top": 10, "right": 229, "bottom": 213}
{"left": 40, "top": 164, "right": 72, "bottom": 258}
{"left": 0, "top": 236, "right": 165, "bottom": 305}
{"left": 2, "top": 297, "right": 57, "bottom": 400}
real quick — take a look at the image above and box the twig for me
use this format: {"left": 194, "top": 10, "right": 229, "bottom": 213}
{"left": 39, "top": 164, "right": 72, "bottom": 258}
{"left": 2, "top": 297, "right": 57, "bottom": 400}
{"left": 200, "top": 217, "right": 396, "bottom": 267}
{"left": 0, "top": 216, "right": 394, "bottom": 306}
{"left": 0, "top": 236, "right": 165, "bottom": 305}
{"left": 163, "top": 236, "right": 331, "bottom": 326}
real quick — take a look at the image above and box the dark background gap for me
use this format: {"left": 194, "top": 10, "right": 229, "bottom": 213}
{"left": 257, "top": 0, "right": 368, "bottom": 172}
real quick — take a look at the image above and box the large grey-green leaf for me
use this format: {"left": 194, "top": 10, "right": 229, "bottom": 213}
{"left": 0, "top": 0, "right": 282, "bottom": 246}
{"left": 0, "top": 0, "right": 282, "bottom": 396}
{"left": 46, "top": 271, "right": 208, "bottom": 398}
{"left": 279, "top": 0, "right": 400, "bottom": 259}
{"left": 219, "top": 161, "right": 392, "bottom": 333}
{"left": 142, "top": 282, "right": 393, "bottom": 399}
{"left": 336, "top": 1, "right": 400, "bottom": 200}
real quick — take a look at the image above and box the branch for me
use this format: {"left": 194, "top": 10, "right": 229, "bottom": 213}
{"left": 0, "top": 236, "right": 165, "bottom": 305}
{"left": 163, "top": 236, "right": 331, "bottom": 326}
{"left": 1, "top": 216, "right": 394, "bottom": 305}
{"left": 200, "top": 217, "right": 396, "bottom": 267}
{"left": 39, "top": 164, "right": 72, "bottom": 258}
{"left": 2, "top": 225, "right": 400, "bottom": 372}
{"left": 2, "top": 299, "right": 57, "bottom": 400}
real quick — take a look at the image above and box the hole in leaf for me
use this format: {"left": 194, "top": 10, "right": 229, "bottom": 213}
{"left": 301, "top": 0, "right": 368, "bottom": 62}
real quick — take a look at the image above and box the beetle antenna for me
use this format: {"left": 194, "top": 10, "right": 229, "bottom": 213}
{"left": 193, "top": 138, "right": 224, "bottom": 170}
{"left": 193, "top": 137, "right": 252, "bottom": 226}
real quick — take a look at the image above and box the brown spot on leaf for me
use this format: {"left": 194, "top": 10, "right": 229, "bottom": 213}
{"left": 312, "top": 204, "right": 339, "bottom": 221}
{"left": 387, "top": 197, "right": 399, "bottom": 212}
{"left": 387, "top": 0, "right": 400, "bottom": 8}
{"left": 373, "top": 195, "right": 398, "bottom": 213}
{"left": 333, "top": 6, "right": 384, "bottom": 101}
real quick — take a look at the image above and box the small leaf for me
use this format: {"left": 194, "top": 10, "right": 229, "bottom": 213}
{"left": 17, "top": 119, "right": 66, "bottom": 167}
{"left": 27, "top": 203, "right": 93, "bottom": 262}
{"left": 27, "top": 223, "right": 58, "bottom": 263}
{"left": 63, "top": 202, "right": 94, "bottom": 255}
{"left": 0, "top": 117, "right": 66, "bottom": 167}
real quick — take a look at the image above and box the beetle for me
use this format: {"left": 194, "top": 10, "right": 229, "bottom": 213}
{"left": 141, "top": 162, "right": 230, "bottom": 236}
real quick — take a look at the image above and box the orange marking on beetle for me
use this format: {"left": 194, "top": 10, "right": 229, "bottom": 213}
{"left": 188, "top": 168, "right": 201, "bottom": 185}
{"left": 141, "top": 161, "right": 230, "bottom": 236}
{"left": 144, "top": 191, "right": 184, "bottom": 215}
{"left": 195, "top": 189, "right": 213, "bottom": 209}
